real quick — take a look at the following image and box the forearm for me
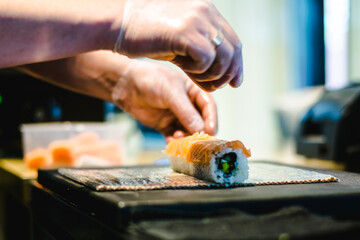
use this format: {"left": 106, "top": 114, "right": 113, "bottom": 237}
{"left": 18, "top": 50, "right": 218, "bottom": 138}
{"left": 0, "top": 0, "right": 123, "bottom": 68}
{"left": 17, "top": 50, "right": 130, "bottom": 103}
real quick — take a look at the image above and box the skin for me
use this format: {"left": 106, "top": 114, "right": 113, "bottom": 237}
{"left": 0, "top": 0, "right": 243, "bottom": 91}
{"left": 18, "top": 51, "right": 218, "bottom": 142}
{"left": 116, "top": 0, "right": 244, "bottom": 91}
{"left": 0, "top": 0, "right": 122, "bottom": 67}
{"left": 0, "top": 0, "right": 242, "bottom": 140}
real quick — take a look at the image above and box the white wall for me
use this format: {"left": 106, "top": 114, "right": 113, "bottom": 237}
{"left": 212, "top": 0, "right": 295, "bottom": 159}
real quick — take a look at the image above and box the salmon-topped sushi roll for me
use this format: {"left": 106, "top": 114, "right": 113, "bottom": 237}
{"left": 164, "top": 132, "right": 251, "bottom": 184}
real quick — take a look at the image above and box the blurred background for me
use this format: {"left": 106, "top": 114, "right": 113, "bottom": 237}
{"left": 0, "top": 0, "right": 359, "bottom": 166}
{"left": 2, "top": 1, "right": 360, "bottom": 239}
{"left": 212, "top": 0, "right": 360, "bottom": 165}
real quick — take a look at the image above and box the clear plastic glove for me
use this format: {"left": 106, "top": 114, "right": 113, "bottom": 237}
{"left": 111, "top": 59, "right": 217, "bottom": 142}
{"left": 114, "top": 0, "right": 243, "bottom": 92}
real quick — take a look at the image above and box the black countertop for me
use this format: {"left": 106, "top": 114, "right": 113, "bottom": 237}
{"left": 34, "top": 161, "right": 360, "bottom": 235}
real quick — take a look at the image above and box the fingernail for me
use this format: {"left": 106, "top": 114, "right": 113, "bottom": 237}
{"left": 210, "top": 120, "right": 218, "bottom": 135}
{"left": 233, "top": 71, "right": 243, "bottom": 88}
{"left": 209, "top": 120, "right": 215, "bottom": 129}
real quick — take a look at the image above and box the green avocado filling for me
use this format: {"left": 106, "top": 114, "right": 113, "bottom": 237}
{"left": 217, "top": 152, "right": 237, "bottom": 174}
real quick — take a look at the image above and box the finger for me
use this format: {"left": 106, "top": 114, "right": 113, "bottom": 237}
{"left": 173, "top": 130, "right": 186, "bottom": 138}
{"left": 163, "top": 127, "right": 188, "bottom": 144}
{"left": 167, "top": 90, "right": 205, "bottom": 134}
{"left": 188, "top": 86, "right": 218, "bottom": 135}
{"left": 221, "top": 22, "right": 243, "bottom": 88}
{"left": 163, "top": 129, "right": 181, "bottom": 143}
{"left": 200, "top": 43, "right": 242, "bottom": 90}
{"left": 193, "top": 78, "right": 228, "bottom": 92}
{"left": 228, "top": 41, "right": 243, "bottom": 88}
{"left": 159, "top": 119, "right": 183, "bottom": 140}
{"left": 171, "top": 34, "right": 216, "bottom": 74}
{"left": 153, "top": 110, "right": 177, "bottom": 132}
{"left": 191, "top": 42, "right": 242, "bottom": 91}
{"left": 187, "top": 37, "right": 234, "bottom": 82}
{"left": 229, "top": 64, "right": 243, "bottom": 88}
{"left": 165, "top": 136, "right": 174, "bottom": 144}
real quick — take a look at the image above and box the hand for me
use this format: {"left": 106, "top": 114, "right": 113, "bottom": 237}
{"left": 114, "top": 0, "right": 243, "bottom": 92}
{"left": 111, "top": 59, "right": 217, "bottom": 141}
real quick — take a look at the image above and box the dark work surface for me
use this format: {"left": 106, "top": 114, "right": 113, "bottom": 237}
{"left": 127, "top": 206, "right": 360, "bottom": 240}
{"left": 33, "top": 161, "right": 360, "bottom": 239}
{"left": 36, "top": 161, "right": 360, "bottom": 231}
{"left": 30, "top": 184, "right": 360, "bottom": 240}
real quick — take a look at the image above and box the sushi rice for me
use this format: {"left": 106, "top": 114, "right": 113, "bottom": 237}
{"left": 170, "top": 147, "right": 249, "bottom": 184}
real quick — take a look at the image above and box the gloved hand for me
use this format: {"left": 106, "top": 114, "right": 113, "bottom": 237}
{"left": 111, "top": 59, "right": 217, "bottom": 142}
{"left": 114, "top": 0, "right": 243, "bottom": 92}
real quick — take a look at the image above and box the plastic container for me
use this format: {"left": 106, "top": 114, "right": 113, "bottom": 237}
{"left": 21, "top": 122, "right": 130, "bottom": 167}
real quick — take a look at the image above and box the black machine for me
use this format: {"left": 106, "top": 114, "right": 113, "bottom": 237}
{"left": 296, "top": 84, "right": 360, "bottom": 171}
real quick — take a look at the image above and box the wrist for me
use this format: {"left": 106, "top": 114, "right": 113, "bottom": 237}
{"left": 94, "top": 1, "right": 126, "bottom": 51}
{"left": 89, "top": 52, "right": 134, "bottom": 105}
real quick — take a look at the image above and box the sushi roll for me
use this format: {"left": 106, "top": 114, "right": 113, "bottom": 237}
{"left": 164, "top": 132, "right": 251, "bottom": 184}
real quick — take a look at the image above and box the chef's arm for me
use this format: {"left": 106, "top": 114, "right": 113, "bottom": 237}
{"left": 0, "top": 0, "right": 122, "bottom": 68}
{"left": 17, "top": 50, "right": 218, "bottom": 138}
{"left": 17, "top": 51, "right": 126, "bottom": 103}
{"left": 0, "top": 0, "right": 243, "bottom": 92}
